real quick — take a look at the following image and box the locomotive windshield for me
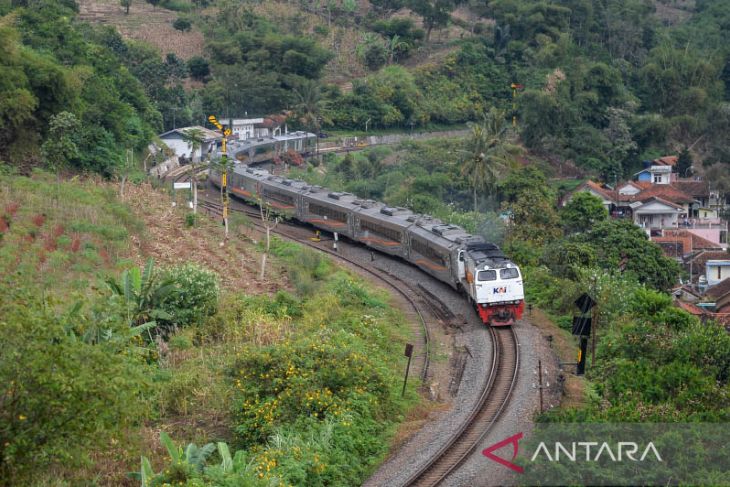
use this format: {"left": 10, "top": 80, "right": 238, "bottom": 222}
{"left": 500, "top": 268, "right": 520, "bottom": 279}
{"left": 477, "top": 270, "right": 497, "bottom": 281}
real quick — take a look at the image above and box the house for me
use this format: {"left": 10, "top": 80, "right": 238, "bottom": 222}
{"left": 634, "top": 156, "right": 677, "bottom": 184}
{"left": 217, "top": 113, "right": 289, "bottom": 140}
{"left": 224, "top": 118, "right": 265, "bottom": 140}
{"left": 707, "top": 260, "right": 730, "bottom": 287}
{"left": 706, "top": 278, "right": 730, "bottom": 317}
{"left": 159, "top": 126, "right": 222, "bottom": 162}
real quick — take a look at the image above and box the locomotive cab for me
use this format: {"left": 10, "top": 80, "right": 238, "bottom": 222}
{"left": 462, "top": 244, "right": 525, "bottom": 326}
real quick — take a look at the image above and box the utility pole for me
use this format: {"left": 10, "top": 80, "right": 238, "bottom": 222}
{"left": 208, "top": 115, "right": 231, "bottom": 239}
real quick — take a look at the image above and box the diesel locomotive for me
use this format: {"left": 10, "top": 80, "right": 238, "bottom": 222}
{"left": 210, "top": 165, "right": 524, "bottom": 326}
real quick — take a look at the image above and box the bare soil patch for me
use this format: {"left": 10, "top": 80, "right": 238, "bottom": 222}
{"left": 122, "top": 182, "right": 275, "bottom": 294}
{"left": 77, "top": 0, "right": 205, "bottom": 59}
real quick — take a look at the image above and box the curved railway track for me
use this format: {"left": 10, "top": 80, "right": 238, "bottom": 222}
{"left": 197, "top": 193, "right": 520, "bottom": 486}
{"left": 403, "top": 326, "right": 519, "bottom": 487}
{"left": 197, "top": 197, "right": 434, "bottom": 383}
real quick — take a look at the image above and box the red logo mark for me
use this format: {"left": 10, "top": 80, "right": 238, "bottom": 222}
{"left": 482, "top": 432, "right": 524, "bottom": 473}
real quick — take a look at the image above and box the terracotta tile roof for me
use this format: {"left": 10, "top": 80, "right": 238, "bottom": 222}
{"left": 582, "top": 180, "right": 614, "bottom": 201}
{"left": 663, "top": 230, "right": 724, "bottom": 251}
{"left": 631, "top": 185, "right": 696, "bottom": 205}
{"left": 675, "top": 299, "right": 705, "bottom": 315}
{"left": 707, "top": 277, "right": 730, "bottom": 299}
{"left": 653, "top": 155, "right": 678, "bottom": 166}
{"left": 672, "top": 180, "right": 710, "bottom": 198}
{"left": 653, "top": 235, "right": 692, "bottom": 256}
{"left": 690, "top": 250, "right": 730, "bottom": 266}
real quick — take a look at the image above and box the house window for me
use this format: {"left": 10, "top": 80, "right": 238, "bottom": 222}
{"left": 653, "top": 174, "right": 662, "bottom": 183}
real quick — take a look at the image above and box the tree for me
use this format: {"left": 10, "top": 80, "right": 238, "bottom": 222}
{"left": 173, "top": 17, "right": 192, "bottom": 32}
{"left": 560, "top": 192, "right": 608, "bottom": 234}
{"left": 573, "top": 219, "right": 681, "bottom": 290}
{"left": 409, "top": 0, "right": 457, "bottom": 42}
{"left": 676, "top": 147, "right": 693, "bottom": 177}
{"left": 120, "top": 0, "right": 131, "bottom": 15}
{"left": 460, "top": 108, "right": 519, "bottom": 212}
{"left": 41, "top": 111, "right": 80, "bottom": 173}
{"left": 181, "top": 127, "right": 206, "bottom": 213}
{"left": 258, "top": 201, "right": 280, "bottom": 281}
{"left": 293, "top": 80, "right": 329, "bottom": 158}
{"left": 188, "top": 56, "right": 210, "bottom": 81}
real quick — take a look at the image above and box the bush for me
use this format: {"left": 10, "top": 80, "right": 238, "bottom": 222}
{"left": 172, "top": 17, "right": 192, "bottom": 32}
{"left": 0, "top": 284, "right": 149, "bottom": 482}
{"left": 187, "top": 56, "right": 210, "bottom": 80}
{"left": 158, "top": 263, "right": 220, "bottom": 328}
{"left": 185, "top": 212, "right": 196, "bottom": 227}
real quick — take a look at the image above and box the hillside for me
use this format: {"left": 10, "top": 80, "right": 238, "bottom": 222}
{"left": 77, "top": 0, "right": 205, "bottom": 59}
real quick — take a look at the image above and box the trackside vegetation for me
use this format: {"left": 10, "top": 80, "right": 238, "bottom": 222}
{"left": 0, "top": 170, "right": 415, "bottom": 485}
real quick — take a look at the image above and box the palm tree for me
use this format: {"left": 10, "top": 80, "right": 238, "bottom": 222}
{"left": 292, "top": 81, "right": 330, "bottom": 160}
{"left": 182, "top": 127, "right": 206, "bottom": 214}
{"left": 460, "top": 108, "right": 520, "bottom": 212}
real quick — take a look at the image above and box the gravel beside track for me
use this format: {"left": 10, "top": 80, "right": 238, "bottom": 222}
{"left": 196, "top": 184, "right": 561, "bottom": 487}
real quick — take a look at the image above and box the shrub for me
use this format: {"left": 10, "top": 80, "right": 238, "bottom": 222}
{"left": 185, "top": 212, "right": 197, "bottom": 227}
{"left": 172, "top": 17, "right": 192, "bottom": 32}
{"left": 0, "top": 285, "right": 149, "bottom": 482}
{"left": 187, "top": 56, "right": 210, "bottom": 80}
{"left": 158, "top": 263, "right": 220, "bottom": 328}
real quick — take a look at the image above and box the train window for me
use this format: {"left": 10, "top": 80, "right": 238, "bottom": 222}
{"left": 500, "top": 268, "right": 519, "bottom": 279}
{"left": 309, "top": 203, "right": 348, "bottom": 223}
{"left": 262, "top": 189, "right": 294, "bottom": 205}
{"left": 361, "top": 219, "right": 402, "bottom": 242}
{"left": 411, "top": 238, "right": 446, "bottom": 266}
{"left": 478, "top": 270, "right": 497, "bottom": 281}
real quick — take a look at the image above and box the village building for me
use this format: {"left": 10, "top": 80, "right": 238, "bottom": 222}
{"left": 158, "top": 126, "right": 222, "bottom": 163}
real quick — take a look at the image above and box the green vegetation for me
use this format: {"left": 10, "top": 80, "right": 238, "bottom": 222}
{"left": 0, "top": 170, "right": 414, "bottom": 485}
{"left": 0, "top": 1, "right": 160, "bottom": 174}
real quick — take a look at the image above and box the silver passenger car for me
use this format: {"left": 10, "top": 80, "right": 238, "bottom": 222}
{"left": 300, "top": 189, "right": 359, "bottom": 238}
{"left": 354, "top": 204, "right": 413, "bottom": 258}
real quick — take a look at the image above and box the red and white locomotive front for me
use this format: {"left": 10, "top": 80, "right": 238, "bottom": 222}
{"left": 460, "top": 244, "right": 525, "bottom": 326}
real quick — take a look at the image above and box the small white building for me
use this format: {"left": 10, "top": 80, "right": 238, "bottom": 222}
{"left": 630, "top": 197, "right": 683, "bottom": 231}
{"left": 217, "top": 114, "right": 289, "bottom": 140}
{"left": 224, "top": 118, "right": 264, "bottom": 140}
{"left": 159, "top": 126, "right": 222, "bottom": 163}
{"left": 707, "top": 260, "right": 730, "bottom": 287}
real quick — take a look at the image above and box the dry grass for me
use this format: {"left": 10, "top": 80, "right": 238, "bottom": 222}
{"left": 77, "top": 0, "right": 205, "bottom": 59}
{"left": 123, "top": 182, "right": 278, "bottom": 293}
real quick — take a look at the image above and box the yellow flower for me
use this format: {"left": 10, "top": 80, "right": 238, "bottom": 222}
{"left": 18, "top": 415, "right": 27, "bottom": 421}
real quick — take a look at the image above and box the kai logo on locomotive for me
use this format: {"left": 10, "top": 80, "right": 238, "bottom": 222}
{"left": 493, "top": 286, "right": 508, "bottom": 294}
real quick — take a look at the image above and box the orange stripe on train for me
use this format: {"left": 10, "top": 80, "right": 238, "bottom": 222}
{"left": 359, "top": 237, "right": 401, "bottom": 247}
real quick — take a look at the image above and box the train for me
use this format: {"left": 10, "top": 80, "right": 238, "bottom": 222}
{"left": 209, "top": 164, "right": 525, "bottom": 326}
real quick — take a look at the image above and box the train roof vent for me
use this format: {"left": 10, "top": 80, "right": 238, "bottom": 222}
{"left": 431, "top": 224, "right": 460, "bottom": 236}
{"left": 327, "top": 192, "right": 344, "bottom": 200}
{"left": 380, "top": 206, "right": 409, "bottom": 216}
{"left": 245, "top": 168, "right": 255, "bottom": 174}
{"left": 282, "top": 180, "right": 292, "bottom": 186}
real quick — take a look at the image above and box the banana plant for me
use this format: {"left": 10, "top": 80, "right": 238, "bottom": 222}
{"left": 106, "top": 258, "right": 178, "bottom": 333}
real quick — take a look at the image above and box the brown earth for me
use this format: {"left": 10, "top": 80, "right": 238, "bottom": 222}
{"left": 77, "top": 0, "right": 205, "bottom": 60}
{"left": 122, "top": 181, "right": 277, "bottom": 294}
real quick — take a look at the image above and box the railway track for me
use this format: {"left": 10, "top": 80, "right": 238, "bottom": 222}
{"left": 197, "top": 197, "right": 435, "bottom": 383}
{"left": 197, "top": 194, "right": 520, "bottom": 486}
{"left": 403, "top": 327, "right": 519, "bottom": 487}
